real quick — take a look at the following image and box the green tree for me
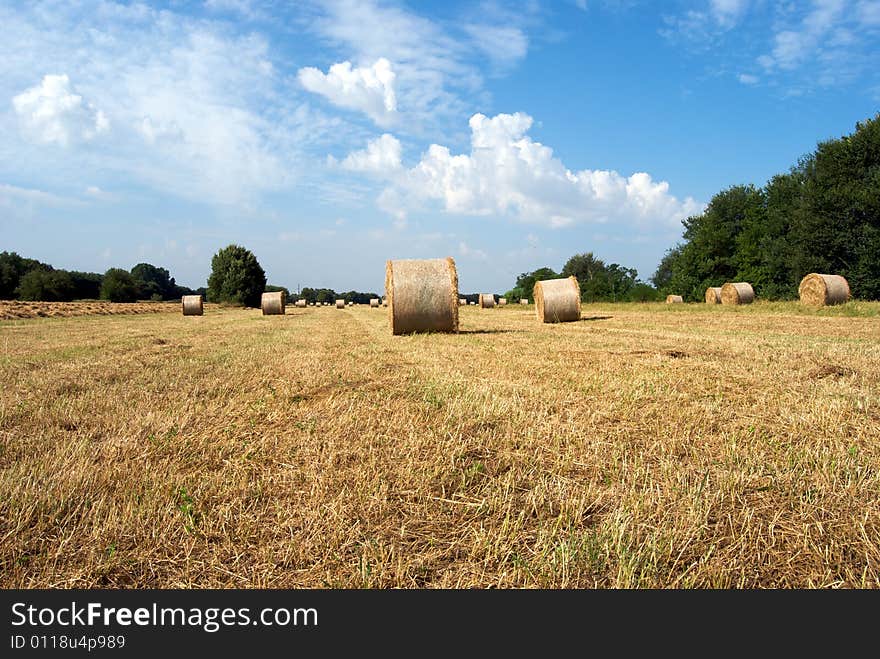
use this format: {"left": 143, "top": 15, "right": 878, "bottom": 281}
{"left": 16, "top": 269, "right": 75, "bottom": 301}
{"left": 131, "top": 263, "right": 176, "bottom": 300}
{"left": 100, "top": 268, "right": 139, "bottom": 302}
{"left": 511, "top": 267, "right": 559, "bottom": 301}
{"left": 0, "top": 251, "right": 50, "bottom": 299}
{"left": 207, "top": 245, "right": 266, "bottom": 307}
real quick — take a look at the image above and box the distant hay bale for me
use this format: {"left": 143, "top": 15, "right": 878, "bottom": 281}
{"left": 335, "top": 299, "right": 345, "bottom": 309}
{"left": 520, "top": 299, "right": 528, "bottom": 305}
{"left": 720, "top": 282, "right": 755, "bottom": 305}
{"left": 799, "top": 273, "right": 850, "bottom": 306}
{"left": 459, "top": 298, "right": 466, "bottom": 306}
{"left": 498, "top": 298, "right": 507, "bottom": 306}
{"left": 705, "top": 287, "right": 722, "bottom": 304}
{"left": 479, "top": 293, "right": 495, "bottom": 308}
{"left": 370, "top": 298, "right": 380, "bottom": 308}
{"left": 181, "top": 295, "right": 203, "bottom": 316}
{"left": 385, "top": 257, "right": 459, "bottom": 335}
{"left": 666, "top": 295, "right": 684, "bottom": 304}
{"left": 295, "top": 299, "right": 307, "bottom": 308}
{"left": 347, "top": 301, "right": 353, "bottom": 306}
{"left": 534, "top": 276, "right": 581, "bottom": 323}
{"left": 469, "top": 301, "right": 475, "bottom": 305}
{"left": 261, "top": 291, "right": 286, "bottom": 315}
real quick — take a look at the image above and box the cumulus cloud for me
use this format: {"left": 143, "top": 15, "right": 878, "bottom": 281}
{"left": 345, "top": 112, "right": 702, "bottom": 228}
{"left": 738, "top": 73, "right": 759, "bottom": 84}
{"left": 335, "top": 133, "right": 402, "bottom": 173}
{"left": 12, "top": 74, "right": 108, "bottom": 146}
{"left": 298, "top": 58, "right": 397, "bottom": 126}
{"left": 759, "top": 0, "right": 846, "bottom": 71}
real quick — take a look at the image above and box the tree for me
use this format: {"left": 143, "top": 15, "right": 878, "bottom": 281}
{"left": 562, "top": 252, "right": 612, "bottom": 302}
{"left": 131, "top": 263, "right": 176, "bottom": 300}
{"left": 510, "top": 267, "right": 559, "bottom": 301}
{"left": 0, "top": 251, "right": 50, "bottom": 299}
{"left": 101, "top": 268, "right": 139, "bottom": 302}
{"left": 16, "top": 269, "right": 75, "bottom": 301}
{"left": 207, "top": 244, "right": 266, "bottom": 307}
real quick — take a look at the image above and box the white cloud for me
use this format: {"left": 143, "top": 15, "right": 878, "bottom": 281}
{"left": 463, "top": 24, "right": 529, "bottom": 68}
{"left": 298, "top": 58, "right": 397, "bottom": 127}
{"left": 306, "top": 0, "right": 484, "bottom": 134}
{"left": 335, "top": 133, "right": 402, "bottom": 173}
{"left": 0, "top": 4, "right": 337, "bottom": 206}
{"left": 738, "top": 73, "right": 759, "bottom": 84}
{"left": 458, "top": 241, "right": 488, "bottom": 261}
{"left": 347, "top": 112, "right": 702, "bottom": 229}
{"left": 0, "top": 182, "right": 84, "bottom": 208}
{"left": 709, "top": 0, "right": 749, "bottom": 28}
{"left": 859, "top": 0, "right": 880, "bottom": 26}
{"left": 759, "top": 0, "right": 846, "bottom": 71}
{"left": 12, "top": 74, "right": 109, "bottom": 146}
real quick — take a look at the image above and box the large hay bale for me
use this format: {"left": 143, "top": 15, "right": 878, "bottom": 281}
{"left": 385, "top": 257, "right": 459, "bottom": 335}
{"left": 181, "top": 295, "right": 203, "bottom": 316}
{"left": 720, "top": 282, "right": 754, "bottom": 305}
{"left": 498, "top": 298, "right": 507, "bottom": 306}
{"left": 479, "top": 293, "right": 495, "bottom": 308}
{"left": 261, "top": 291, "right": 286, "bottom": 315}
{"left": 370, "top": 298, "right": 380, "bottom": 308}
{"left": 705, "top": 287, "right": 722, "bottom": 304}
{"left": 799, "top": 273, "right": 850, "bottom": 306}
{"left": 335, "top": 299, "right": 345, "bottom": 309}
{"left": 534, "top": 276, "right": 581, "bottom": 323}
{"left": 520, "top": 299, "right": 528, "bottom": 305}
{"left": 666, "top": 295, "right": 684, "bottom": 304}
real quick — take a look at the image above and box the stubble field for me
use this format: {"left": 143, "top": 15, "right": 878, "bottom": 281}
{"left": 1, "top": 301, "right": 879, "bottom": 588}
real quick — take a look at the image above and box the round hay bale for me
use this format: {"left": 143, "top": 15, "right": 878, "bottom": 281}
{"left": 479, "top": 293, "right": 495, "bottom": 308}
{"left": 295, "top": 299, "right": 307, "bottom": 308}
{"left": 261, "top": 291, "right": 286, "bottom": 315}
{"left": 459, "top": 298, "right": 466, "bottom": 306}
{"left": 385, "top": 257, "right": 459, "bottom": 335}
{"left": 520, "top": 299, "right": 528, "bottom": 305}
{"left": 347, "top": 301, "right": 353, "bottom": 306}
{"left": 370, "top": 298, "right": 380, "bottom": 308}
{"left": 666, "top": 295, "right": 684, "bottom": 304}
{"left": 469, "top": 301, "right": 475, "bottom": 305}
{"left": 705, "top": 287, "right": 722, "bottom": 304}
{"left": 335, "top": 299, "right": 345, "bottom": 309}
{"left": 498, "top": 298, "right": 507, "bottom": 306}
{"left": 720, "top": 282, "right": 754, "bottom": 305}
{"left": 799, "top": 273, "right": 850, "bottom": 306}
{"left": 534, "top": 276, "right": 581, "bottom": 323}
{"left": 181, "top": 295, "right": 203, "bottom": 316}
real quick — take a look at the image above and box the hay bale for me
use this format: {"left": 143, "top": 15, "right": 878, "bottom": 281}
{"left": 479, "top": 293, "right": 495, "bottom": 308}
{"left": 347, "top": 301, "right": 353, "bottom": 306}
{"left": 520, "top": 299, "right": 528, "bottom": 305}
{"left": 705, "top": 287, "right": 722, "bottom": 304}
{"left": 336, "top": 299, "right": 345, "bottom": 309}
{"left": 498, "top": 298, "right": 507, "bottom": 306}
{"left": 295, "top": 299, "right": 307, "bottom": 308}
{"left": 385, "top": 257, "right": 459, "bottom": 335}
{"left": 666, "top": 295, "right": 684, "bottom": 304}
{"left": 459, "top": 298, "right": 466, "bottom": 306}
{"left": 799, "top": 273, "right": 850, "bottom": 306}
{"left": 534, "top": 276, "right": 581, "bottom": 323}
{"left": 181, "top": 295, "right": 203, "bottom": 316}
{"left": 370, "top": 298, "right": 380, "bottom": 308}
{"left": 261, "top": 291, "right": 286, "bottom": 315}
{"left": 720, "top": 282, "right": 755, "bottom": 305}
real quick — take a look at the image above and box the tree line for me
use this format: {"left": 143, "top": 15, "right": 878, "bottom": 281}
{"left": 651, "top": 113, "right": 880, "bottom": 301}
{"left": 506, "top": 253, "right": 659, "bottom": 303}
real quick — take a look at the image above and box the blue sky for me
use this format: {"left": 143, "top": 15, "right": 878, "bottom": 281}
{"left": 2, "top": 0, "right": 878, "bottom": 294}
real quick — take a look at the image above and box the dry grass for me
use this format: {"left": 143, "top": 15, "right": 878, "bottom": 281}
{"left": 1, "top": 301, "right": 879, "bottom": 588}
{"left": 0, "top": 300, "right": 188, "bottom": 320}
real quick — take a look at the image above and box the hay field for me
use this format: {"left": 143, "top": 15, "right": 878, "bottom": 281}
{"left": 2, "top": 301, "right": 879, "bottom": 588}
